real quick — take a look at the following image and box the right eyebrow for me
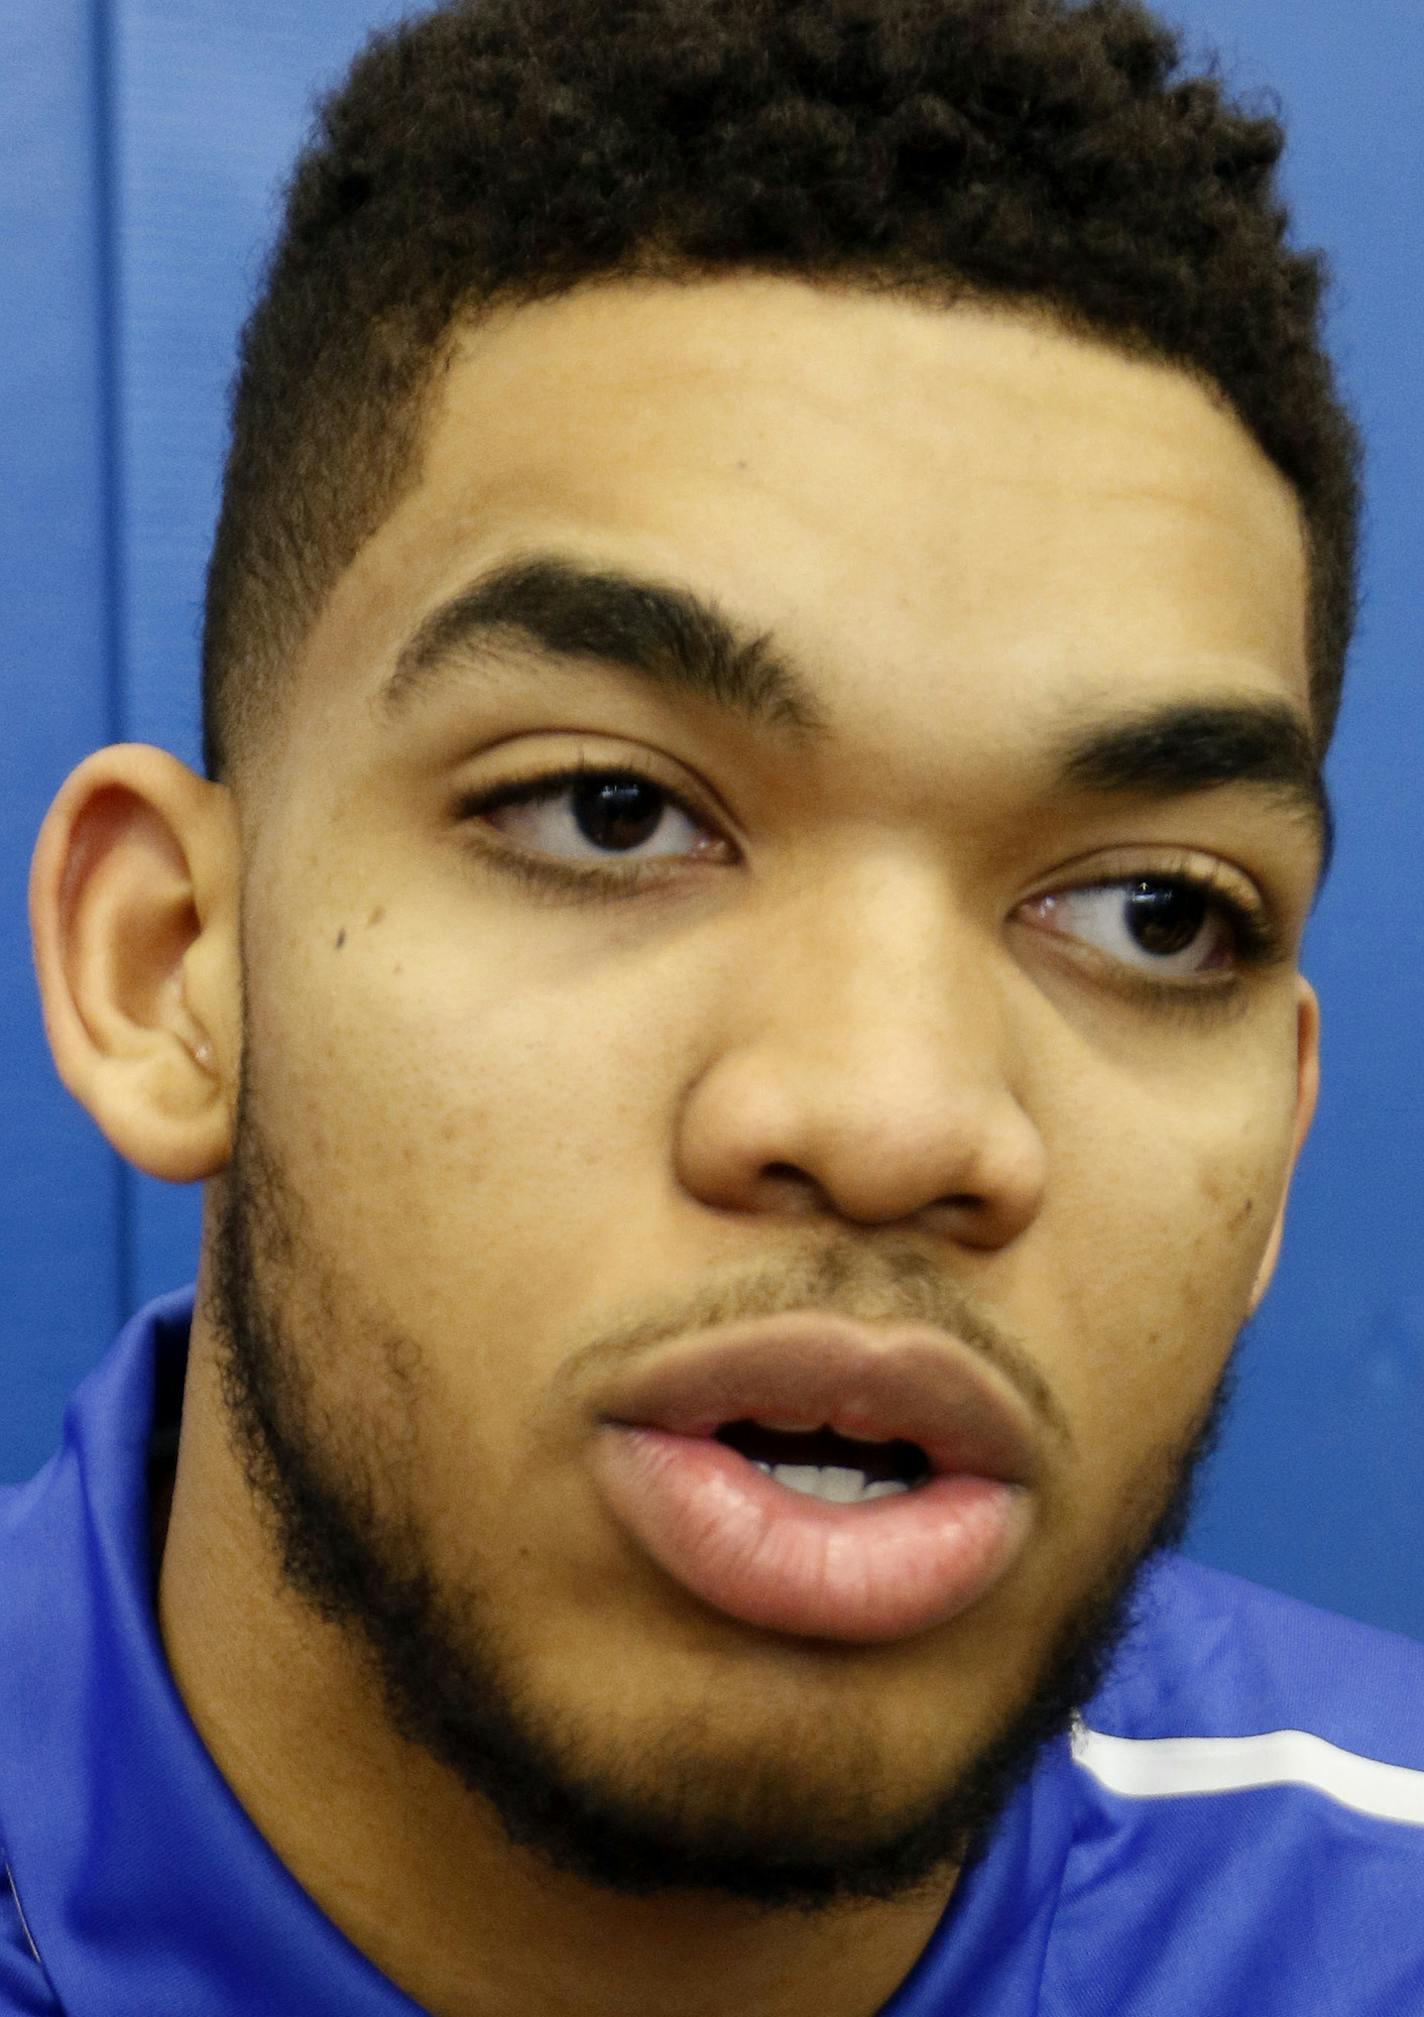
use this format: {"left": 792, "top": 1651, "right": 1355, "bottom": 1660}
{"left": 379, "top": 549, "right": 834, "bottom": 747}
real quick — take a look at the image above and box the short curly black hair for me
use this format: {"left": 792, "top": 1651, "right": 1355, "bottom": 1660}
{"left": 201, "top": 0, "right": 1362, "bottom": 789}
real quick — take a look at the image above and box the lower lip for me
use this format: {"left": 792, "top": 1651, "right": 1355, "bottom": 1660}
{"left": 591, "top": 1427, "right": 1032, "bottom": 1644}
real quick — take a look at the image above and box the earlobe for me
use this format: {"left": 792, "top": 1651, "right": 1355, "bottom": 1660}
{"left": 1247, "top": 979, "right": 1320, "bottom": 1316}
{"left": 28, "top": 743, "right": 241, "bottom": 1183}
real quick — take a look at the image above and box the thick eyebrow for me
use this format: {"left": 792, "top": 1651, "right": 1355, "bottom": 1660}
{"left": 382, "top": 547, "right": 1332, "bottom": 879}
{"left": 1055, "top": 700, "right": 1333, "bottom": 881}
{"left": 380, "top": 550, "right": 833, "bottom": 744}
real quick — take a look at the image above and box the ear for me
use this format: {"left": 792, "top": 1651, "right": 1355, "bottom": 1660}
{"left": 29, "top": 743, "right": 241, "bottom": 1182}
{"left": 1247, "top": 977, "right": 1320, "bottom": 1316}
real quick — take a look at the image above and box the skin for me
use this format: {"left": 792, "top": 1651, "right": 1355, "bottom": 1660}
{"left": 29, "top": 278, "right": 1320, "bottom": 2017}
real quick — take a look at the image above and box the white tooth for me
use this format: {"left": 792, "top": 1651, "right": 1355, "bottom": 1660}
{"left": 770, "top": 1464, "right": 826, "bottom": 1497}
{"left": 769, "top": 1464, "right": 895, "bottom": 1504}
{"left": 816, "top": 1466, "right": 872, "bottom": 1503}
{"left": 752, "top": 1460, "right": 774, "bottom": 1474}
{"left": 766, "top": 1465, "right": 918, "bottom": 1503}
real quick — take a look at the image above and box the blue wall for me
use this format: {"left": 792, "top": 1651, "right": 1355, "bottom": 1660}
{"left": 3, "top": 2, "right": 1421, "bottom": 1639}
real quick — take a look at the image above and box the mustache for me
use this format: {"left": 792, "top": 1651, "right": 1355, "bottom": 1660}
{"left": 550, "top": 1237, "right": 1073, "bottom": 1453}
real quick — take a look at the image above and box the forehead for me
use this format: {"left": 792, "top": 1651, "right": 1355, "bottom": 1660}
{"left": 289, "top": 275, "right": 1311, "bottom": 780}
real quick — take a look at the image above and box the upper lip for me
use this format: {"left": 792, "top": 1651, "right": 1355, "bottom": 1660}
{"left": 596, "top": 1312, "right": 1043, "bottom": 1485}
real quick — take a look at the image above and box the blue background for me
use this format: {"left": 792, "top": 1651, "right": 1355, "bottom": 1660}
{"left": 2, "top": 2, "right": 1421, "bottom": 1636}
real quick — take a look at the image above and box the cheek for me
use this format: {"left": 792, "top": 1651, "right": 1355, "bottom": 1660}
{"left": 1035, "top": 1036, "right": 1302, "bottom": 1475}
{"left": 240, "top": 893, "right": 692, "bottom": 1356}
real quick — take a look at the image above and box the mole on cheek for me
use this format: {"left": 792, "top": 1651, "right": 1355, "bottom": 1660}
{"left": 368, "top": 906, "right": 386, "bottom": 927}
{"left": 335, "top": 929, "right": 347, "bottom": 950}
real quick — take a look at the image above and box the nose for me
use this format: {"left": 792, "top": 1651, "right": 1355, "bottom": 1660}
{"left": 675, "top": 866, "right": 1048, "bottom": 1250}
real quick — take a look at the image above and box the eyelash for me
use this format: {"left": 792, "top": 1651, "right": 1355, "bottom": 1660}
{"left": 1038, "top": 870, "right": 1285, "bottom": 998}
{"left": 455, "top": 763, "right": 723, "bottom": 904}
{"left": 454, "top": 761, "right": 1286, "bottom": 985}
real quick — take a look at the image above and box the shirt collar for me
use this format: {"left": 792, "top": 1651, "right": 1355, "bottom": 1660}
{"left": 0, "top": 1288, "right": 1078, "bottom": 2015}
{"left": 0, "top": 1287, "right": 425, "bottom": 2016}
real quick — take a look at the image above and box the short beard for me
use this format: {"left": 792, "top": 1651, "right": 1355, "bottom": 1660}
{"left": 206, "top": 1062, "right": 1233, "bottom": 1913}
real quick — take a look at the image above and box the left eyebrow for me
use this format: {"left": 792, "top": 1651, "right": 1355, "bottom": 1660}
{"left": 1054, "top": 700, "right": 1333, "bottom": 882}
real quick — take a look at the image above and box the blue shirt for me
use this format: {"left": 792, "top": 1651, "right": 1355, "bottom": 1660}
{"left": 3, "top": 1287, "right": 1423, "bottom": 2014}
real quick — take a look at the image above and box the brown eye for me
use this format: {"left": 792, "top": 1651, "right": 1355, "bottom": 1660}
{"left": 1123, "top": 881, "right": 1211, "bottom": 958}
{"left": 464, "top": 765, "right": 725, "bottom": 869}
{"left": 1028, "top": 877, "right": 1243, "bottom": 979}
{"left": 555, "top": 774, "right": 668, "bottom": 852}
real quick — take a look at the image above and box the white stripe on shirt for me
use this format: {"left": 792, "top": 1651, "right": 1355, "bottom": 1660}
{"left": 1071, "top": 1722, "right": 1424, "bottom": 1828}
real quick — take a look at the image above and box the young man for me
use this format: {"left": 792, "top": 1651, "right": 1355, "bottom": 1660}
{"left": 7, "top": 0, "right": 1423, "bottom": 2010}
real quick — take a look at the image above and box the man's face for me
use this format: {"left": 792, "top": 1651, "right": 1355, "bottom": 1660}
{"left": 208, "top": 279, "right": 1319, "bottom": 1903}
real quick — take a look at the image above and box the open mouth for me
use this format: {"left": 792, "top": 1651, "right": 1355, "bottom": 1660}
{"left": 588, "top": 1313, "right": 1039, "bottom": 1639}
{"left": 713, "top": 1420, "right": 933, "bottom": 1502}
